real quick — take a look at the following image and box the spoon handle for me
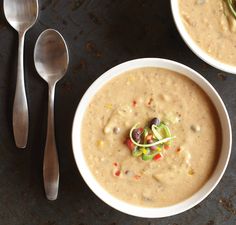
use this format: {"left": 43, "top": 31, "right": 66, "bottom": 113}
{"left": 43, "top": 83, "right": 59, "bottom": 201}
{"left": 13, "top": 31, "right": 29, "bottom": 148}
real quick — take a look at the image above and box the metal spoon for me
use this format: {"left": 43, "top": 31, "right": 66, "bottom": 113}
{"left": 34, "top": 29, "right": 69, "bottom": 200}
{"left": 3, "top": 0, "right": 39, "bottom": 148}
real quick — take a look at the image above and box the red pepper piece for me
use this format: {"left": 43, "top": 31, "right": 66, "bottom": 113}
{"left": 113, "top": 162, "right": 118, "bottom": 167}
{"left": 134, "top": 175, "right": 141, "bottom": 180}
{"left": 176, "top": 147, "right": 181, "bottom": 153}
{"left": 132, "top": 100, "right": 137, "bottom": 107}
{"left": 138, "top": 128, "right": 143, "bottom": 132}
{"left": 115, "top": 170, "right": 121, "bottom": 176}
{"left": 125, "top": 138, "right": 135, "bottom": 151}
{"left": 146, "top": 134, "right": 153, "bottom": 141}
{"left": 164, "top": 145, "right": 170, "bottom": 150}
{"left": 153, "top": 154, "right": 162, "bottom": 161}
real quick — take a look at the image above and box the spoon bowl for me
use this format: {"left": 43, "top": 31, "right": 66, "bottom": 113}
{"left": 34, "top": 30, "right": 69, "bottom": 83}
{"left": 34, "top": 29, "right": 69, "bottom": 200}
{"left": 4, "top": 0, "right": 38, "bottom": 32}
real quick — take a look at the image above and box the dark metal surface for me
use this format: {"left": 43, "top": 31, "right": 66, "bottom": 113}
{"left": 0, "top": 0, "right": 235, "bottom": 224}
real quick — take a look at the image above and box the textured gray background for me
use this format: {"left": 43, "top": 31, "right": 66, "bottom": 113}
{"left": 0, "top": 0, "right": 235, "bottom": 225}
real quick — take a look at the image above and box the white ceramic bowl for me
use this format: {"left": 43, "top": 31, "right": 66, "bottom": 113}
{"left": 171, "top": 0, "right": 236, "bottom": 74}
{"left": 72, "top": 58, "right": 232, "bottom": 218}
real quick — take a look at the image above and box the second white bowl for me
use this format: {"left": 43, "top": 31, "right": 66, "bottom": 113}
{"left": 171, "top": 0, "right": 236, "bottom": 74}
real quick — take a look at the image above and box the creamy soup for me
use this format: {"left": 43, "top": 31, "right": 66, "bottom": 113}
{"left": 82, "top": 68, "right": 221, "bottom": 207}
{"left": 179, "top": 0, "right": 236, "bottom": 66}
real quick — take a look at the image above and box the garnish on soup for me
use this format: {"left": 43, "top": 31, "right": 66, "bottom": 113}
{"left": 125, "top": 118, "right": 176, "bottom": 161}
{"left": 227, "top": 0, "right": 236, "bottom": 19}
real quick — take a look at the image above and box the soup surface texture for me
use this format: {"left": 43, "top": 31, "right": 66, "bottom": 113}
{"left": 82, "top": 68, "right": 221, "bottom": 207}
{"left": 179, "top": 0, "right": 236, "bottom": 66}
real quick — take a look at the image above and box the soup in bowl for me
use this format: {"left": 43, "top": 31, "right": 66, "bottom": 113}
{"left": 72, "top": 58, "right": 231, "bottom": 218}
{"left": 171, "top": 0, "right": 236, "bottom": 73}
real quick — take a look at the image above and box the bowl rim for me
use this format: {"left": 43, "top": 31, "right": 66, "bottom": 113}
{"left": 170, "top": 0, "right": 236, "bottom": 74}
{"left": 72, "top": 58, "right": 232, "bottom": 218}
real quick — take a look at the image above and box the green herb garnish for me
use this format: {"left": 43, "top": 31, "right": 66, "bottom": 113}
{"left": 227, "top": 0, "right": 236, "bottom": 19}
{"left": 129, "top": 123, "right": 175, "bottom": 148}
{"left": 125, "top": 117, "right": 176, "bottom": 161}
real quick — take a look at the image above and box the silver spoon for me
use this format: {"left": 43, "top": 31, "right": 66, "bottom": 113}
{"left": 34, "top": 29, "right": 69, "bottom": 200}
{"left": 3, "top": 0, "right": 39, "bottom": 148}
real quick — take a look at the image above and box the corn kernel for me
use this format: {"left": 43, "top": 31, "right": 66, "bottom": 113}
{"left": 105, "top": 104, "right": 113, "bottom": 109}
{"left": 141, "top": 148, "right": 148, "bottom": 154}
{"left": 97, "top": 140, "right": 104, "bottom": 148}
{"left": 188, "top": 168, "right": 195, "bottom": 175}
